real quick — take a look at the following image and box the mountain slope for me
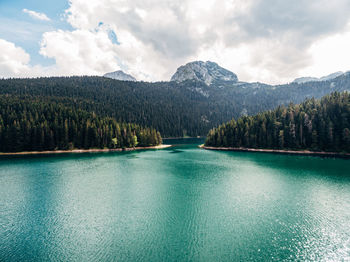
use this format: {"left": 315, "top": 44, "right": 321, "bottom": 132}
{"left": 293, "top": 71, "right": 344, "bottom": 84}
{"left": 104, "top": 70, "right": 136, "bottom": 81}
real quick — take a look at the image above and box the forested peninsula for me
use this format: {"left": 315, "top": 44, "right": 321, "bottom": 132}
{"left": 0, "top": 96, "right": 162, "bottom": 153}
{"left": 204, "top": 92, "right": 350, "bottom": 155}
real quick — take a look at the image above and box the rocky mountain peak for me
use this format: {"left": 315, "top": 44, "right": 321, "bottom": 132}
{"left": 103, "top": 70, "right": 136, "bottom": 81}
{"left": 170, "top": 61, "right": 238, "bottom": 85}
{"left": 293, "top": 71, "right": 344, "bottom": 84}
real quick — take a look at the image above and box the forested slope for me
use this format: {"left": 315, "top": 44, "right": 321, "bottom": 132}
{"left": 205, "top": 92, "right": 350, "bottom": 153}
{"left": 0, "top": 96, "right": 161, "bottom": 152}
{"left": 0, "top": 73, "right": 349, "bottom": 137}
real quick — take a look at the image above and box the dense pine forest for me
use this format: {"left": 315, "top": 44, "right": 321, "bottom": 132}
{"left": 205, "top": 92, "right": 350, "bottom": 153}
{"left": 0, "top": 74, "right": 349, "bottom": 137}
{"left": 0, "top": 96, "right": 162, "bottom": 153}
{"left": 0, "top": 77, "right": 212, "bottom": 137}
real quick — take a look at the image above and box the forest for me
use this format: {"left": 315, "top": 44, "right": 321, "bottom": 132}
{"left": 205, "top": 92, "right": 350, "bottom": 153}
{"left": 0, "top": 74, "right": 349, "bottom": 137}
{"left": 0, "top": 96, "right": 162, "bottom": 152}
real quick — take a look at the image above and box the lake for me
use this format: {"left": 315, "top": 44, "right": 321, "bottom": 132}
{"left": 1, "top": 138, "right": 349, "bottom": 261}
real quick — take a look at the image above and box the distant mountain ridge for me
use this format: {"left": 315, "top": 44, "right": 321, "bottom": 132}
{"left": 1, "top": 61, "right": 350, "bottom": 137}
{"left": 171, "top": 61, "right": 238, "bottom": 85}
{"left": 104, "top": 70, "right": 136, "bottom": 81}
{"left": 293, "top": 71, "right": 344, "bottom": 84}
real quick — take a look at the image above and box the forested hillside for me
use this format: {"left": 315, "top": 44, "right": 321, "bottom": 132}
{"left": 0, "top": 96, "right": 161, "bottom": 152}
{"left": 205, "top": 92, "right": 350, "bottom": 153}
{"left": 0, "top": 73, "right": 349, "bottom": 137}
{"left": 0, "top": 77, "right": 212, "bottom": 137}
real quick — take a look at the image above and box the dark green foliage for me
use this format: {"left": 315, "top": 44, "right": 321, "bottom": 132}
{"left": 0, "top": 77, "right": 213, "bottom": 137}
{"left": 205, "top": 92, "right": 350, "bottom": 153}
{"left": 0, "top": 96, "right": 162, "bottom": 152}
{"left": 0, "top": 74, "right": 349, "bottom": 137}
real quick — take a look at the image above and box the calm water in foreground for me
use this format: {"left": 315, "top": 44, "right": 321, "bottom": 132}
{"left": 1, "top": 138, "right": 350, "bottom": 261}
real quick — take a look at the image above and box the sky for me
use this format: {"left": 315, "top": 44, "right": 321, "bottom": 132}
{"left": 1, "top": 0, "right": 350, "bottom": 84}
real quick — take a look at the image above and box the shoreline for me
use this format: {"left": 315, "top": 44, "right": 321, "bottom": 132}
{"left": 0, "top": 144, "right": 172, "bottom": 156}
{"left": 200, "top": 145, "right": 350, "bottom": 159}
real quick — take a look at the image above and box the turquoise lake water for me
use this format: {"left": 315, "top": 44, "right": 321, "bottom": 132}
{"left": 1, "top": 138, "right": 350, "bottom": 261}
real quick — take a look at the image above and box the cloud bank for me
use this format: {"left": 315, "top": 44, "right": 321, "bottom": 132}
{"left": 6, "top": 1, "right": 350, "bottom": 83}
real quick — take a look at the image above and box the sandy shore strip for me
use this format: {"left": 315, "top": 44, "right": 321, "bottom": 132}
{"left": 0, "top": 144, "right": 172, "bottom": 156}
{"left": 200, "top": 145, "right": 350, "bottom": 158}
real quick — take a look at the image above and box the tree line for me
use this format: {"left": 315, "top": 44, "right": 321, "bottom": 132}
{"left": 0, "top": 74, "right": 349, "bottom": 137}
{"left": 205, "top": 92, "right": 350, "bottom": 153}
{"left": 0, "top": 96, "right": 162, "bottom": 152}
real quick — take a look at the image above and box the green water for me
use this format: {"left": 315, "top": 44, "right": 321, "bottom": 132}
{"left": 1, "top": 138, "right": 350, "bottom": 261}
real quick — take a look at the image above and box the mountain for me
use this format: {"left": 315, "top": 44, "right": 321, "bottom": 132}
{"left": 171, "top": 61, "right": 238, "bottom": 85}
{"left": 1, "top": 62, "right": 350, "bottom": 138}
{"left": 103, "top": 70, "right": 136, "bottom": 81}
{"left": 320, "top": 71, "right": 344, "bottom": 81}
{"left": 292, "top": 77, "right": 319, "bottom": 84}
{"left": 293, "top": 71, "right": 344, "bottom": 84}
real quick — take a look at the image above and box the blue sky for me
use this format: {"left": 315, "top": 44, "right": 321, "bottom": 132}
{"left": 0, "top": 0, "right": 71, "bottom": 66}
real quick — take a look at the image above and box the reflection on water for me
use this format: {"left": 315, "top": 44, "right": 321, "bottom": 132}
{"left": 169, "top": 150, "right": 184, "bottom": 154}
{"left": 0, "top": 138, "right": 349, "bottom": 261}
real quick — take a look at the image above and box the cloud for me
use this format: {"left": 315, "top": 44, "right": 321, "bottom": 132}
{"left": 38, "top": 25, "right": 177, "bottom": 81}
{"left": 229, "top": 0, "right": 350, "bottom": 82}
{"left": 40, "top": 0, "right": 347, "bottom": 83}
{"left": 0, "top": 39, "right": 31, "bottom": 77}
{"left": 300, "top": 25, "right": 350, "bottom": 78}
{"left": 0, "top": 38, "right": 55, "bottom": 78}
{"left": 39, "top": 28, "right": 120, "bottom": 76}
{"left": 237, "top": 0, "right": 350, "bottom": 41}
{"left": 3, "top": 0, "right": 348, "bottom": 83}
{"left": 23, "top": 8, "right": 51, "bottom": 21}
{"left": 40, "top": 0, "right": 245, "bottom": 81}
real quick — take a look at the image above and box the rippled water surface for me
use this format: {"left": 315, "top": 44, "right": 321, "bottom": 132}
{"left": 1, "top": 138, "right": 350, "bottom": 261}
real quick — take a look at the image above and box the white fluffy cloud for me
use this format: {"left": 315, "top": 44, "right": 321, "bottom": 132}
{"left": 23, "top": 9, "right": 51, "bottom": 21}
{"left": 0, "top": 39, "right": 55, "bottom": 78}
{"left": 0, "top": 39, "right": 31, "bottom": 77}
{"left": 40, "top": 29, "right": 120, "bottom": 76}
{"left": 57, "top": 0, "right": 251, "bottom": 81}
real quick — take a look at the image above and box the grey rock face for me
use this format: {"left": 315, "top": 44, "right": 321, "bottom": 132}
{"left": 292, "top": 77, "right": 319, "bottom": 84}
{"left": 171, "top": 61, "right": 238, "bottom": 85}
{"left": 104, "top": 70, "right": 136, "bottom": 81}
{"left": 319, "top": 71, "right": 344, "bottom": 81}
{"left": 293, "top": 71, "right": 344, "bottom": 84}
